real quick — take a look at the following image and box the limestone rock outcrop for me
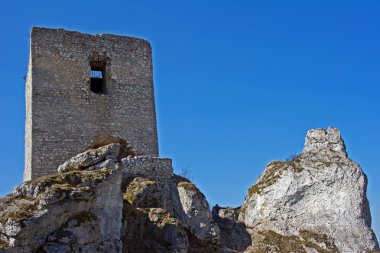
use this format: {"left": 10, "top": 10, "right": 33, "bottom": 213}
{"left": 57, "top": 143, "right": 120, "bottom": 173}
{"left": 1, "top": 144, "right": 229, "bottom": 253}
{"left": 212, "top": 205, "right": 251, "bottom": 251}
{"left": 1, "top": 128, "right": 379, "bottom": 253}
{"left": 175, "top": 176, "right": 220, "bottom": 243}
{"left": 239, "top": 128, "right": 379, "bottom": 252}
{"left": 0, "top": 168, "right": 123, "bottom": 253}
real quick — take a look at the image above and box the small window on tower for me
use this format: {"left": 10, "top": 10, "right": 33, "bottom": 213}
{"left": 90, "top": 66, "right": 105, "bottom": 94}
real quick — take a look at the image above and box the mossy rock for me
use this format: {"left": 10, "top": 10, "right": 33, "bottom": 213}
{"left": 21, "top": 169, "right": 112, "bottom": 198}
{"left": 144, "top": 208, "right": 181, "bottom": 228}
{"left": 0, "top": 195, "right": 38, "bottom": 224}
{"left": 0, "top": 169, "right": 112, "bottom": 224}
{"left": 123, "top": 177, "right": 160, "bottom": 207}
{"left": 247, "top": 158, "right": 304, "bottom": 197}
{"left": 252, "top": 230, "right": 338, "bottom": 253}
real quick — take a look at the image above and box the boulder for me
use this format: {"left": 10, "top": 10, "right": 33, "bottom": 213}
{"left": 175, "top": 176, "right": 220, "bottom": 243}
{"left": 57, "top": 143, "right": 120, "bottom": 173}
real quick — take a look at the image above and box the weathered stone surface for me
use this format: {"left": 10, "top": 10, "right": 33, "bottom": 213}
{"left": 57, "top": 143, "right": 120, "bottom": 172}
{"left": 0, "top": 166, "right": 123, "bottom": 253}
{"left": 25, "top": 27, "right": 159, "bottom": 181}
{"left": 212, "top": 205, "right": 251, "bottom": 252}
{"left": 122, "top": 203, "right": 189, "bottom": 253}
{"left": 244, "top": 230, "right": 340, "bottom": 253}
{"left": 121, "top": 157, "right": 185, "bottom": 219}
{"left": 175, "top": 176, "right": 220, "bottom": 243}
{"left": 122, "top": 156, "right": 173, "bottom": 181}
{"left": 2, "top": 129, "right": 379, "bottom": 253}
{"left": 239, "top": 128, "right": 379, "bottom": 252}
{"left": 123, "top": 177, "right": 177, "bottom": 216}
{"left": 121, "top": 157, "right": 221, "bottom": 242}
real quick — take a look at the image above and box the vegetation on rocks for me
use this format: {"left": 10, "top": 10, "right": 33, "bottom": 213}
{"left": 0, "top": 169, "right": 113, "bottom": 225}
{"left": 1, "top": 129, "right": 378, "bottom": 252}
{"left": 22, "top": 169, "right": 112, "bottom": 197}
{"left": 175, "top": 174, "right": 198, "bottom": 191}
{"left": 123, "top": 177, "right": 157, "bottom": 205}
{"left": 177, "top": 181, "right": 197, "bottom": 191}
{"left": 25, "top": 169, "right": 111, "bottom": 188}
{"left": 247, "top": 157, "right": 304, "bottom": 196}
{"left": 0, "top": 195, "right": 38, "bottom": 224}
{"left": 251, "top": 230, "right": 338, "bottom": 253}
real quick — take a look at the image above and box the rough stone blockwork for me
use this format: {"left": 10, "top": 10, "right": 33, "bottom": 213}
{"left": 122, "top": 156, "right": 173, "bottom": 181}
{"left": 24, "top": 27, "right": 159, "bottom": 181}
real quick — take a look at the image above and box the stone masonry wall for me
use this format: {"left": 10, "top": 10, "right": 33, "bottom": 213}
{"left": 24, "top": 27, "right": 159, "bottom": 181}
{"left": 121, "top": 156, "right": 173, "bottom": 181}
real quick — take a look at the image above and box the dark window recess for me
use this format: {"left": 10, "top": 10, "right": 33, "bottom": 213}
{"left": 90, "top": 68, "right": 105, "bottom": 94}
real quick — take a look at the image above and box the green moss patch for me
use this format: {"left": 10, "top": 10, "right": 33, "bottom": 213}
{"left": 124, "top": 177, "right": 156, "bottom": 204}
{"left": 25, "top": 169, "right": 111, "bottom": 189}
{"left": 300, "top": 230, "right": 339, "bottom": 252}
{"left": 145, "top": 208, "right": 181, "bottom": 228}
{"left": 253, "top": 230, "right": 338, "bottom": 253}
{"left": 21, "top": 169, "right": 111, "bottom": 199}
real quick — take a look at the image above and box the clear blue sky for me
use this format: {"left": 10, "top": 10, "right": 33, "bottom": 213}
{"left": 1, "top": 0, "right": 379, "bottom": 237}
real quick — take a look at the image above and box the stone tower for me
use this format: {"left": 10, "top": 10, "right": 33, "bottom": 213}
{"left": 24, "top": 27, "right": 159, "bottom": 181}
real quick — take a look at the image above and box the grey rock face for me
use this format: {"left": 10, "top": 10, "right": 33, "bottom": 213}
{"left": 175, "top": 176, "right": 220, "bottom": 243}
{"left": 2, "top": 130, "right": 379, "bottom": 253}
{"left": 121, "top": 158, "right": 221, "bottom": 245}
{"left": 239, "top": 128, "right": 379, "bottom": 252}
{"left": 122, "top": 203, "right": 189, "bottom": 253}
{"left": 212, "top": 205, "right": 251, "bottom": 252}
{"left": 0, "top": 167, "right": 123, "bottom": 253}
{"left": 57, "top": 143, "right": 120, "bottom": 172}
{"left": 123, "top": 176, "right": 177, "bottom": 217}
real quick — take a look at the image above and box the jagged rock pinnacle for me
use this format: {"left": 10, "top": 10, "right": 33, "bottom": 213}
{"left": 304, "top": 127, "right": 346, "bottom": 153}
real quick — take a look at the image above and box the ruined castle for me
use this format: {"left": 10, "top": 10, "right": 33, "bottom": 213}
{"left": 24, "top": 27, "right": 159, "bottom": 181}
{"left": 0, "top": 27, "right": 377, "bottom": 253}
